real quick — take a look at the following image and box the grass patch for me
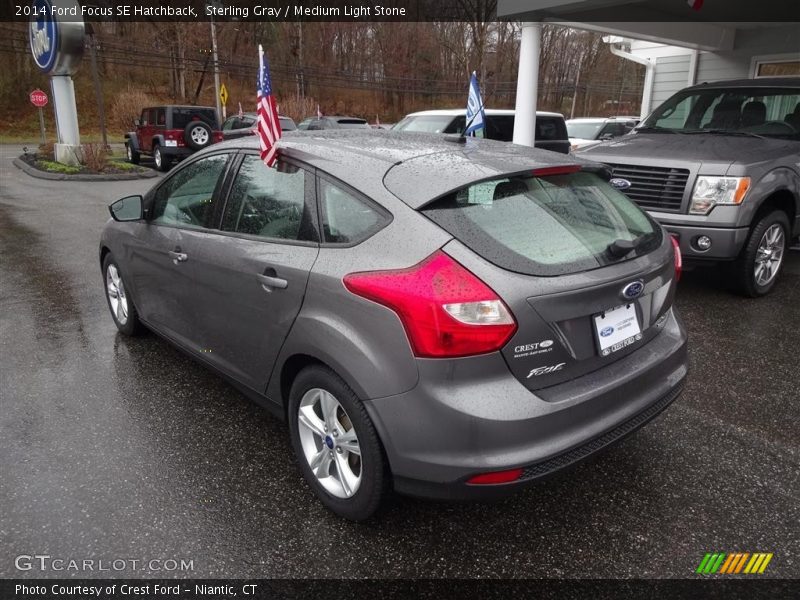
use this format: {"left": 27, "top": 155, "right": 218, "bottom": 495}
{"left": 37, "top": 159, "right": 81, "bottom": 174}
{"left": 108, "top": 159, "right": 143, "bottom": 172}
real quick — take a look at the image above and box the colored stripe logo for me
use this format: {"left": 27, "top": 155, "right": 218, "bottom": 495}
{"left": 696, "top": 552, "right": 773, "bottom": 574}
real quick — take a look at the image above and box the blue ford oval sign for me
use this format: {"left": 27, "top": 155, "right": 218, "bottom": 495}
{"left": 600, "top": 326, "right": 614, "bottom": 337}
{"left": 610, "top": 178, "right": 631, "bottom": 190}
{"left": 30, "top": 0, "right": 58, "bottom": 73}
{"left": 622, "top": 280, "right": 645, "bottom": 300}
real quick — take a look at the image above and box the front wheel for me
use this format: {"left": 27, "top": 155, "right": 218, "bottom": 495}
{"left": 288, "top": 365, "right": 387, "bottom": 521}
{"left": 102, "top": 253, "right": 143, "bottom": 336}
{"left": 730, "top": 210, "right": 789, "bottom": 297}
{"left": 126, "top": 143, "right": 140, "bottom": 164}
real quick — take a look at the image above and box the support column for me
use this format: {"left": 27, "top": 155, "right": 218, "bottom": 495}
{"left": 51, "top": 75, "right": 81, "bottom": 164}
{"left": 512, "top": 22, "right": 541, "bottom": 147}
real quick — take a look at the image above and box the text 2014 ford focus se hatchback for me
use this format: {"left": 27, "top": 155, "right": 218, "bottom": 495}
{"left": 100, "top": 131, "right": 688, "bottom": 520}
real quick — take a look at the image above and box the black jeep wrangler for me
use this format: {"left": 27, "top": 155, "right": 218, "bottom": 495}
{"left": 124, "top": 106, "right": 223, "bottom": 171}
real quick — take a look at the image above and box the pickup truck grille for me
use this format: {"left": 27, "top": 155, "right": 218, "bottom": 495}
{"left": 607, "top": 164, "right": 690, "bottom": 212}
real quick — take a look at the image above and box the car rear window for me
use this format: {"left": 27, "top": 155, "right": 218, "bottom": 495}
{"left": 536, "top": 116, "right": 568, "bottom": 141}
{"left": 172, "top": 108, "right": 219, "bottom": 130}
{"left": 422, "top": 171, "right": 662, "bottom": 276}
{"left": 336, "top": 119, "right": 370, "bottom": 129}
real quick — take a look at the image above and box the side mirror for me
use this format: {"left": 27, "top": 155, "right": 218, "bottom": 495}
{"left": 109, "top": 195, "right": 143, "bottom": 222}
{"left": 600, "top": 133, "right": 614, "bottom": 140}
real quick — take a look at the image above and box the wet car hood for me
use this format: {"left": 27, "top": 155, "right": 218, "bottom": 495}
{"left": 578, "top": 132, "right": 799, "bottom": 169}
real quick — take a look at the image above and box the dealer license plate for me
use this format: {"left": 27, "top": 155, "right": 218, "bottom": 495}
{"left": 593, "top": 304, "right": 642, "bottom": 356}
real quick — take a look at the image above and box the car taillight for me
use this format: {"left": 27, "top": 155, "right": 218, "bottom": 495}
{"left": 343, "top": 251, "right": 517, "bottom": 358}
{"left": 670, "top": 235, "right": 682, "bottom": 282}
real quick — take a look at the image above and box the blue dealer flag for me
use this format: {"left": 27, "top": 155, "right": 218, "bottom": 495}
{"left": 465, "top": 71, "right": 485, "bottom": 135}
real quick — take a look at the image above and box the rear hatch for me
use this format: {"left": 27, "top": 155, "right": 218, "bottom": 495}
{"left": 419, "top": 169, "right": 677, "bottom": 391}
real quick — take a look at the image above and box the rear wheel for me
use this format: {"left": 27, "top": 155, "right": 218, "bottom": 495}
{"left": 103, "top": 253, "right": 143, "bottom": 336}
{"left": 288, "top": 365, "right": 387, "bottom": 521}
{"left": 126, "top": 143, "right": 140, "bottom": 164}
{"left": 153, "top": 144, "right": 171, "bottom": 171}
{"left": 730, "top": 210, "right": 789, "bottom": 297}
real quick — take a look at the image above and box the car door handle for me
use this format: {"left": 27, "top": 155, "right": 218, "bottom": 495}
{"left": 257, "top": 273, "right": 288, "bottom": 291}
{"left": 168, "top": 250, "right": 188, "bottom": 263}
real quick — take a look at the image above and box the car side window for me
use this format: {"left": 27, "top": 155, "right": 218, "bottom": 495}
{"left": 320, "top": 180, "right": 387, "bottom": 244}
{"left": 222, "top": 117, "right": 236, "bottom": 131}
{"left": 221, "top": 155, "right": 317, "bottom": 242}
{"left": 151, "top": 154, "right": 229, "bottom": 228}
{"left": 140, "top": 110, "right": 149, "bottom": 126}
{"left": 156, "top": 108, "right": 166, "bottom": 127}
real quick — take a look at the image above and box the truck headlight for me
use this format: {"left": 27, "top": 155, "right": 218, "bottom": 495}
{"left": 689, "top": 176, "right": 750, "bottom": 215}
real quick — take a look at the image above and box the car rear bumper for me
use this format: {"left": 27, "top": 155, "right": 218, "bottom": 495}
{"left": 158, "top": 146, "right": 194, "bottom": 158}
{"left": 364, "top": 308, "right": 688, "bottom": 500}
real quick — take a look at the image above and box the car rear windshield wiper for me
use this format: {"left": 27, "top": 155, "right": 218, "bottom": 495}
{"left": 606, "top": 234, "right": 655, "bottom": 260}
{"left": 683, "top": 129, "right": 766, "bottom": 140}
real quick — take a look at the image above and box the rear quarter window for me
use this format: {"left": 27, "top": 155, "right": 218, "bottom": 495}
{"left": 320, "top": 179, "right": 389, "bottom": 244}
{"left": 422, "top": 171, "right": 661, "bottom": 276}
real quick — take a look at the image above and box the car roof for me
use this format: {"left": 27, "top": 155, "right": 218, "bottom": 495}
{"left": 404, "top": 108, "right": 564, "bottom": 118}
{"left": 322, "top": 116, "right": 368, "bottom": 121}
{"left": 144, "top": 105, "right": 217, "bottom": 110}
{"left": 567, "top": 117, "right": 635, "bottom": 123}
{"left": 208, "top": 130, "right": 597, "bottom": 209}
{"left": 685, "top": 77, "right": 800, "bottom": 90}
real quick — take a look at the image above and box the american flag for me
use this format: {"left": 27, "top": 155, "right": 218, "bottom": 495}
{"left": 257, "top": 44, "right": 282, "bottom": 167}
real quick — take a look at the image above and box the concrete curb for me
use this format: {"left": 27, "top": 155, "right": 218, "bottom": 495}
{"left": 13, "top": 156, "right": 158, "bottom": 181}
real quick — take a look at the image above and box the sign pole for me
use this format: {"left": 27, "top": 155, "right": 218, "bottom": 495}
{"left": 38, "top": 107, "right": 46, "bottom": 144}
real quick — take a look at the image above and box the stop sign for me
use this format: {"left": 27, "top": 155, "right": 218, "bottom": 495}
{"left": 30, "top": 89, "right": 48, "bottom": 108}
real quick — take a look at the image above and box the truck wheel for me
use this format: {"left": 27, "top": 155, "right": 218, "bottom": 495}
{"left": 730, "top": 210, "right": 789, "bottom": 297}
{"left": 126, "top": 143, "right": 140, "bottom": 165}
{"left": 153, "top": 144, "right": 171, "bottom": 171}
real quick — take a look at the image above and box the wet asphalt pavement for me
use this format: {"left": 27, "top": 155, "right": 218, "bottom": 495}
{"left": 1, "top": 143, "right": 799, "bottom": 579}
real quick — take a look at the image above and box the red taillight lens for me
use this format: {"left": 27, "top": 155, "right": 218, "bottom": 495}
{"left": 343, "top": 251, "right": 517, "bottom": 358}
{"left": 467, "top": 468, "right": 523, "bottom": 485}
{"left": 670, "top": 235, "right": 682, "bottom": 282}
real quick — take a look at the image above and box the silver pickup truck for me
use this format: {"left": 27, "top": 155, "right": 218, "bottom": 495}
{"left": 580, "top": 77, "right": 800, "bottom": 297}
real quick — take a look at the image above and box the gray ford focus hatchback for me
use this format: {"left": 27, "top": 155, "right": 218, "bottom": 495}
{"left": 100, "top": 131, "right": 688, "bottom": 520}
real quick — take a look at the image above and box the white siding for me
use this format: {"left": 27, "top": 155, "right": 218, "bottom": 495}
{"left": 695, "top": 53, "right": 749, "bottom": 84}
{"left": 651, "top": 55, "right": 691, "bottom": 107}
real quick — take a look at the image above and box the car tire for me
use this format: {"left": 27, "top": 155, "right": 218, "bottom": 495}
{"left": 126, "top": 143, "right": 140, "bottom": 165}
{"left": 184, "top": 121, "right": 213, "bottom": 151}
{"left": 288, "top": 365, "right": 387, "bottom": 521}
{"left": 729, "top": 210, "right": 790, "bottom": 297}
{"left": 153, "top": 144, "right": 171, "bottom": 171}
{"left": 102, "top": 253, "right": 143, "bottom": 336}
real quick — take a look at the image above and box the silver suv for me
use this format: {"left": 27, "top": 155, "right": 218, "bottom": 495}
{"left": 580, "top": 78, "right": 800, "bottom": 297}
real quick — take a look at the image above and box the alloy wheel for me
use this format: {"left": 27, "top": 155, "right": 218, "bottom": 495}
{"left": 154, "top": 147, "right": 162, "bottom": 168}
{"left": 297, "top": 388, "right": 362, "bottom": 499}
{"left": 754, "top": 223, "right": 785, "bottom": 286}
{"left": 191, "top": 127, "right": 209, "bottom": 145}
{"left": 106, "top": 264, "right": 129, "bottom": 325}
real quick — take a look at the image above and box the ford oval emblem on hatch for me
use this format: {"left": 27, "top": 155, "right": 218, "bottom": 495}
{"left": 622, "top": 280, "right": 645, "bottom": 300}
{"left": 610, "top": 178, "right": 631, "bottom": 190}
